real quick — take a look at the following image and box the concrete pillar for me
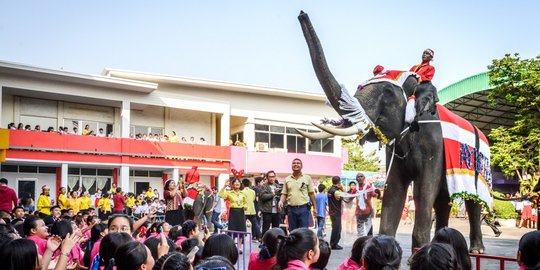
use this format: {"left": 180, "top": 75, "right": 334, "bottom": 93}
{"left": 121, "top": 101, "right": 130, "bottom": 138}
{"left": 120, "top": 165, "right": 129, "bottom": 192}
{"left": 220, "top": 112, "right": 230, "bottom": 146}
{"left": 244, "top": 116, "right": 255, "bottom": 151}
{"left": 61, "top": 163, "right": 68, "bottom": 189}
{"left": 172, "top": 168, "right": 179, "bottom": 183}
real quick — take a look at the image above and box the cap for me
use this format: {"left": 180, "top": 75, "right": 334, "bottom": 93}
{"left": 424, "top": 48, "right": 434, "bottom": 58}
{"left": 373, "top": 65, "right": 386, "bottom": 76}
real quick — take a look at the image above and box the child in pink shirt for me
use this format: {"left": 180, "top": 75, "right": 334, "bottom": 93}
{"left": 24, "top": 216, "right": 49, "bottom": 255}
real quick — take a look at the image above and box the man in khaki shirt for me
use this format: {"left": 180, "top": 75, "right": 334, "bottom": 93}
{"left": 278, "top": 158, "right": 317, "bottom": 231}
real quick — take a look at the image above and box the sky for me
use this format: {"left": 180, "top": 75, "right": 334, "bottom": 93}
{"left": 2, "top": 1, "right": 540, "bottom": 95}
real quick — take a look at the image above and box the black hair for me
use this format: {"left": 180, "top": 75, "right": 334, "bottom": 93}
{"left": 258, "top": 227, "right": 285, "bottom": 261}
{"left": 169, "top": 225, "right": 182, "bottom": 242}
{"left": 317, "top": 184, "right": 326, "bottom": 193}
{"left": 255, "top": 176, "right": 264, "bottom": 185}
{"left": 0, "top": 238, "right": 38, "bottom": 270}
{"left": 266, "top": 170, "right": 276, "bottom": 178}
{"left": 108, "top": 214, "right": 134, "bottom": 232}
{"left": 164, "top": 179, "right": 175, "bottom": 191}
{"left": 11, "top": 206, "right": 24, "bottom": 214}
{"left": 181, "top": 220, "right": 197, "bottom": 237}
{"left": 518, "top": 230, "right": 540, "bottom": 270}
{"left": 311, "top": 238, "right": 331, "bottom": 270}
{"left": 230, "top": 178, "right": 243, "bottom": 190}
{"left": 242, "top": 178, "right": 251, "bottom": 188}
{"left": 153, "top": 252, "right": 191, "bottom": 270}
{"left": 147, "top": 222, "right": 166, "bottom": 238}
{"left": 432, "top": 227, "right": 471, "bottom": 270}
{"left": 362, "top": 235, "right": 402, "bottom": 270}
{"left": 274, "top": 228, "right": 318, "bottom": 270}
{"left": 22, "top": 215, "right": 42, "bottom": 237}
{"left": 0, "top": 224, "right": 19, "bottom": 249}
{"left": 0, "top": 178, "right": 7, "bottom": 184}
{"left": 350, "top": 236, "right": 372, "bottom": 264}
{"left": 100, "top": 232, "right": 133, "bottom": 270}
{"left": 409, "top": 242, "right": 458, "bottom": 270}
{"left": 195, "top": 255, "right": 235, "bottom": 270}
{"left": 116, "top": 187, "right": 122, "bottom": 193}
{"left": 143, "top": 236, "right": 177, "bottom": 261}
{"left": 181, "top": 237, "right": 200, "bottom": 254}
{"left": 115, "top": 241, "right": 149, "bottom": 270}
{"left": 83, "top": 223, "right": 107, "bottom": 267}
{"left": 50, "top": 205, "right": 61, "bottom": 212}
{"left": 51, "top": 220, "right": 73, "bottom": 239}
{"left": 202, "top": 233, "right": 238, "bottom": 265}
{"left": 332, "top": 176, "right": 341, "bottom": 185}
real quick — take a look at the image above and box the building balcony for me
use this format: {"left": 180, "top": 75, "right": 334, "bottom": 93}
{"left": 3, "top": 129, "right": 230, "bottom": 174}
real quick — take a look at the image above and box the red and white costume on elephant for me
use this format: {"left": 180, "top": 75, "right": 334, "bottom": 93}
{"left": 438, "top": 104, "right": 492, "bottom": 208}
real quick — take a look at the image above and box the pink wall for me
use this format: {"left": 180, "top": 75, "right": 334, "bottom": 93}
{"left": 245, "top": 151, "right": 343, "bottom": 176}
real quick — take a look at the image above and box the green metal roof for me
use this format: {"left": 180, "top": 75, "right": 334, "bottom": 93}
{"left": 438, "top": 72, "right": 491, "bottom": 105}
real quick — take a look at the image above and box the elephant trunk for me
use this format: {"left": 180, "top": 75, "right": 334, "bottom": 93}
{"left": 298, "top": 11, "right": 345, "bottom": 116}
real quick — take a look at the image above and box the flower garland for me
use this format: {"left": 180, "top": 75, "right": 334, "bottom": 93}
{"left": 449, "top": 191, "right": 489, "bottom": 210}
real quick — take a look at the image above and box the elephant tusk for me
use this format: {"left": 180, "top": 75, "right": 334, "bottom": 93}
{"left": 295, "top": 128, "right": 334, "bottom": 140}
{"left": 311, "top": 122, "right": 364, "bottom": 136}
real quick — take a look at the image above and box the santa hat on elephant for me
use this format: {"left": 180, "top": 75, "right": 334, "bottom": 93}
{"left": 185, "top": 166, "right": 200, "bottom": 184}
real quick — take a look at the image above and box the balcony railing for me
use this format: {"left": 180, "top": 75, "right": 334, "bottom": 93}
{"left": 6, "top": 129, "right": 230, "bottom": 162}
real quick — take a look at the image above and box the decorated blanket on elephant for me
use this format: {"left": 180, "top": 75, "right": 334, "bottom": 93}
{"left": 358, "top": 71, "right": 419, "bottom": 90}
{"left": 438, "top": 104, "right": 493, "bottom": 208}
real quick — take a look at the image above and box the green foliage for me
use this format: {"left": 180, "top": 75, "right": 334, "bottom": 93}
{"left": 488, "top": 53, "right": 540, "bottom": 194}
{"left": 342, "top": 139, "right": 380, "bottom": 171}
{"left": 319, "top": 176, "right": 333, "bottom": 191}
{"left": 492, "top": 191, "right": 519, "bottom": 219}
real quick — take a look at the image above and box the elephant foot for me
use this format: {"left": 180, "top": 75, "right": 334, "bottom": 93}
{"left": 469, "top": 246, "right": 485, "bottom": 254}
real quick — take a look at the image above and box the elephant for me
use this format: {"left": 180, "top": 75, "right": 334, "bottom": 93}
{"left": 296, "top": 11, "right": 488, "bottom": 253}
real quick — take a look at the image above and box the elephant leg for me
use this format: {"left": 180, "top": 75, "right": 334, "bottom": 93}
{"left": 465, "top": 199, "right": 485, "bottom": 254}
{"left": 379, "top": 164, "right": 410, "bottom": 237}
{"left": 433, "top": 184, "right": 451, "bottom": 232}
{"left": 412, "top": 170, "right": 443, "bottom": 249}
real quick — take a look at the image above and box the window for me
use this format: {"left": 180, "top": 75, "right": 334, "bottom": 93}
{"left": 308, "top": 138, "right": 334, "bottom": 153}
{"left": 255, "top": 124, "right": 332, "bottom": 153}
{"left": 130, "top": 126, "right": 164, "bottom": 137}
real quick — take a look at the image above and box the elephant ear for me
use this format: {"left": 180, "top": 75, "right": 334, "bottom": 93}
{"left": 414, "top": 82, "right": 439, "bottom": 117}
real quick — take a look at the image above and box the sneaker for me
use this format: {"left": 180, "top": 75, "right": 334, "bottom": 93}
{"left": 331, "top": 245, "right": 343, "bottom": 250}
{"left": 495, "top": 231, "right": 502, "bottom": 237}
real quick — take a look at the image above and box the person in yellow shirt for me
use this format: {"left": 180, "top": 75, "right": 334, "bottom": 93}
{"left": 145, "top": 187, "right": 154, "bottom": 199}
{"left": 98, "top": 193, "right": 112, "bottom": 220}
{"left": 67, "top": 191, "right": 81, "bottom": 215}
{"left": 108, "top": 183, "right": 117, "bottom": 195}
{"left": 126, "top": 193, "right": 136, "bottom": 216}
{"left": 219, "top": 178, "right": 247, "bottom": 233}
{"left": 37, "top": 185, "right": 52, "bottom": 218}
{"left": 79, "top": 191, "right": 92, "bottom": 211}
{"left": 242, "top": 178, "right": 261, "bottom": 242}
{"left": 169, "top": 131, "right": 179, "bottom": 143}
{"left": 57, "top": 187, "right": 68, "bottom": 210}
{"left": 82, "top": 124, "right": 93, "bottom": 135}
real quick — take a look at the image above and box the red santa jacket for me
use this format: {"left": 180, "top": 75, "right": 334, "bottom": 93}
{"left": 410, "top": 62, "right": 435, "bottom": 82}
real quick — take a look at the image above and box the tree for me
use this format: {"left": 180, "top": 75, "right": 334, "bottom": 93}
{"left": 342, "top": 139, "right": 380, "bottom": 172}
{"left": 487, "top": 53, "right": 540, "bottom": 194}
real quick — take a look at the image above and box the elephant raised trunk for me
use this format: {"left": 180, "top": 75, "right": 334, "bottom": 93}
{"left": 298, "top": 11, "right": 345, "bottom": 116}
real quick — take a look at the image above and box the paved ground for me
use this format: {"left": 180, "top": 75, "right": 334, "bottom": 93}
{"left": 324, "top": 217, "right": 535, "bottom": 270}
{"left": 239, "top": 217, "right": 536, "bottom": 270}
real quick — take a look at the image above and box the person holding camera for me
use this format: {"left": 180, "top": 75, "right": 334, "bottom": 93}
{"left": 259, "top": 170, "right": 282, "bottom": 235}
{"left": 278, "top": 158, "right": 317, "bottom": 231}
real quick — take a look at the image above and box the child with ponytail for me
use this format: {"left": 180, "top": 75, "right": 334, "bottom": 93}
{"left": 248, "top": 228, "right": 285, "bottom": 270}
{"left": 273, "top": 228, "right": 320, "bottom": 270}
